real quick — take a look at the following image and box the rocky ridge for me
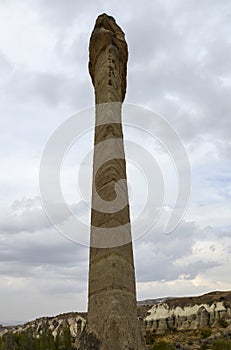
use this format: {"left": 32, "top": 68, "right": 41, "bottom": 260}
{"left": 1, "top": 291, "right": 231, "bottom": 349}
{"left": 0, "top": 312, "right": 87, "bottom": 342}
{"left": 144, "top": 291, "right": 231, "bottom": 334}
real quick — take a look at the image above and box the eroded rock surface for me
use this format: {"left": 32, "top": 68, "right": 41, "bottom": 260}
{"left": 89, "top": 13, "right": 128, "bottom": 103}
{"left": 144, "top": 291, "right": 231, "bottom": 334}
{"left": 2, "top": 291, "right": 231, "bottom": 349}
{"left": 87, "top": 13, "right": 146, "bottom": 350}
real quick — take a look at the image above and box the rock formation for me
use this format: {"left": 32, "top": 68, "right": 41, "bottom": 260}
{"left": 2, "top": 291, "right": 231, "bottom": 349}
{"left": 145, "top": 300, "right": 230, "bottom": 333}
{"left": 0, "top": 312, "right": 86, "bottom": 340}
{"left": 82, "top": 13, "right": 146, "bottom": 350}
{"left": 144, "top": 291, "right": 231, "bottom": 334}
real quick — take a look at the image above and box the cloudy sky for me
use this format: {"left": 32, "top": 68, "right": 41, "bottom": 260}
{"left": 0, "top": 0, "right": 231, "bottom": 323}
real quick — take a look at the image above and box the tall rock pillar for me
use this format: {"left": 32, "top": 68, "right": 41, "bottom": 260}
{"left": 86, "top": 14, "right": 146, "bottom": 350}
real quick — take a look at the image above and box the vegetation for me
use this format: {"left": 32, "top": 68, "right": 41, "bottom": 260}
{"left": 0, "top": 325, "right": 74, "bottom": 350}
{"left": 144, "top": 331, "right": 156, "bottom": 345}
{"left": 211, "top": 340, "right": 231, "bottom": 350}
{"left": 151, "top": 340, "right": 175, "bottom": 350}
{"left": 200, "top": 327, "right": 212, "bottom": 339}
{"left": 218, "top": 318, "right": 229, "bottom": 328}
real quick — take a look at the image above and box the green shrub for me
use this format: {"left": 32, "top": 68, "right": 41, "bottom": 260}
{"left": 200, "top": 327, "right": 212, "bottom": 339}
{"left": 151, "top": 340, "right": 175, "bottom": 350}
{"left": 0, "top": 325, "right": 74, "bottom": 350}
{"left": 218, "top": 318, "right": 228, "bottom": 328}
{"left": 200, "top": 343, "right": 209, "bottom": 349}
{"left": 211, "top": 339, "right": 231, "bottom": 350}
{"left": 145, "top": 331, "right": 156, "bottom": 345}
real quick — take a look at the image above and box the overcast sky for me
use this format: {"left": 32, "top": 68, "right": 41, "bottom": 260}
{"left": 0, "top": 0, "right": 231, "bottom": 323}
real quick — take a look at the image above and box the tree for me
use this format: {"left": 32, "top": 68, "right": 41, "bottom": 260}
{"left": 63, "top": 324, "right": 72, "bottom": 350}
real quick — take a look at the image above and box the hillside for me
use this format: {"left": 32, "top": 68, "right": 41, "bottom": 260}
{"left": 1, "top": 291, "right": 231, "bottom": 349}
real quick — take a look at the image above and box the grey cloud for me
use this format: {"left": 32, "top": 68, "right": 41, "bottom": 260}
{"left": 3, "top": 0, "right": 230, "bottom": 148}
{"left": 124, "top": 0, "right": 231, "bottom": 150}
{"left": 0, "top": 50, "right": 13, "bottom": 82}
{"left": 0, "top": 0, "right": 230, "bottom": 321}
{"left": 6, "top": 69, "right": 67, "bottom": 106}
{"left": 0, "top": 197, "right": 50, "bottom": 234}
{"left": 0, "top": 227, "right": 87, "bottom": 266}
{"left": 0, "top": 197, "right": 91, "bottom": 236}
{"left": 37, "top": 277, "right": 87, "bottom": 295}
{"left": 0, "top": 197, "right": 89, "bottom": 284}
{"left": 4, "top": 66, "right": 93, "bottom": 110}
{"left": 34, "top": 0, "right": 103, "bottom": 29}
{"left": 134, "top": 220, "right": 222, "bottom": 283}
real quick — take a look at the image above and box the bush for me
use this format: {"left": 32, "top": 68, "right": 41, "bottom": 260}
{"left": 151, "top": 340, "right": 175, "bottom": 350}
{"left": 200, "top": 327, "right": 212, "bottom": 339}
{"left": 0, "top": 325, "right": 74, "bottom": 350}
{"left": 211, "top": 340, "right": 231, "bottom": 350}
{"left": 218, "top": 318, "right": 228, "bottom": 328}
{"left": 200, "top": 343, "right": 209, "bottom": 350}
{"left": 145, "top": 331, "right": 156, "bottom": 345}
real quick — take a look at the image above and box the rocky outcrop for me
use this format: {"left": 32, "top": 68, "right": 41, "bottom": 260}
{"left": 0, "top": 312, "right": 86, "bottom": 341}
{"left": 144, "top": 291, "right": 231, "bottom": 334}
{"left": 1, "top": 291, "right": 231, "bottom": 348}
{"left": 145, "top": 301, "right": 231, "bottom": 333}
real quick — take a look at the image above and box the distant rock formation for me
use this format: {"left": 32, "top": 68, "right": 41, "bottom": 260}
{"left": 1, "top": 291, "right": 231, "bottom": 348}
{"left": 146, "top": 291, "right": 231, "bottom": 329}
{"left": 0, "top": 312, "right": 87, "bottom": 343}
{"left": 145, "top": 297, "right": 231, "bottom": 334}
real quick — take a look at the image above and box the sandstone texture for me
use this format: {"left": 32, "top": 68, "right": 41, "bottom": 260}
{"left": 89, "top": 13, "right": 128, "bottom": 103}
{"left": 87, "top": 13, "right": 145, "bottom": 350}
